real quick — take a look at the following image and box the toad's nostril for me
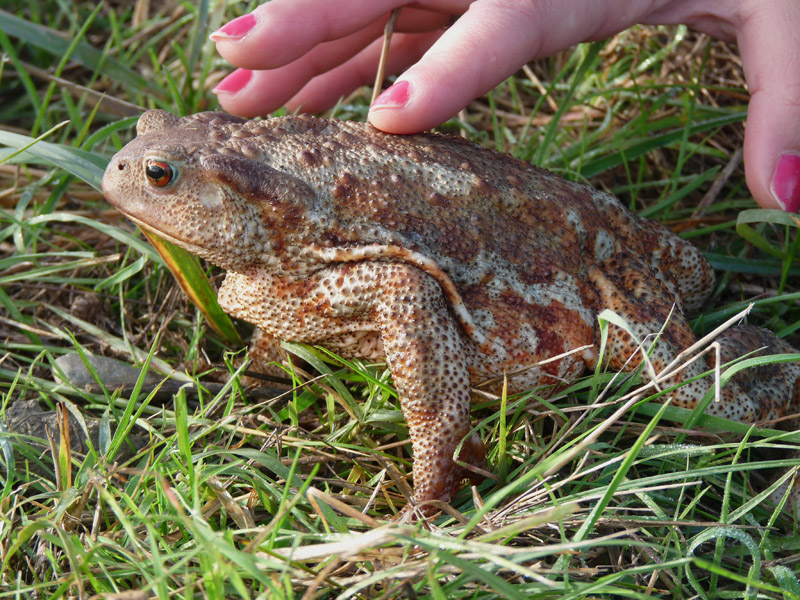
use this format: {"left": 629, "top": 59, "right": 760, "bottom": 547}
{"left": 117, "top": 161, "right": 125, "bottom": 171}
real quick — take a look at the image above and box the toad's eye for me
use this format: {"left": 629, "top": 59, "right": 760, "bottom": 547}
{"left": 145, "top": 160, "right": 175, "bottom": 187}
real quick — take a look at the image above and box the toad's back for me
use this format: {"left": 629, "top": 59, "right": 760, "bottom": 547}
{"left": 188, "top": 112, "right": 713, "bottom": 315}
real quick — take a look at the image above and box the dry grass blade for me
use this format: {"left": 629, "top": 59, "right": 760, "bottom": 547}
{"left": 370, "top": 8, "right": 402, "bottom": 106}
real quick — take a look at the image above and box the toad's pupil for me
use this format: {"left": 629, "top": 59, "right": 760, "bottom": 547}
{"left": 147, "top": 164, "right": 165, "bottom": 178}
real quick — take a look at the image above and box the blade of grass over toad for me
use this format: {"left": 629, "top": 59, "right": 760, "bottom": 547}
{"left": 139, "top": 229, "right": 243, "bottom": 346}
{"left": 0, "top": 8, "right": 163, "bottom": 96}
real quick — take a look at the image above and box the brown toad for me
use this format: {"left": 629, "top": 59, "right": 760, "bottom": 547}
{"left": 102, "top": 110, "right": 800, "bottom": 514}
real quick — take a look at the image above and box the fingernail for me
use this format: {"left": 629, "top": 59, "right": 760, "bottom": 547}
{"left": 212, "top": 69, "right": 252, "bottom": 95}
{"left": 210, "top": 13, "right": 257, "bottom": 41}
{"left": 371, "top": 80, "right": 411, "bottom": 110}
{"left": 771, "top": 152, "right": 800, "bottom": 212}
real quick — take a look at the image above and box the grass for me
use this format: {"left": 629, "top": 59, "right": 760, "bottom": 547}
{"left": 1, "top": 1, "right": 800, "bottom": 599}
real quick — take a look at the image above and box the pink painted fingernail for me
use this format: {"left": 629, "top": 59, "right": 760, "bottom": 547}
{"left": 210, "top": 13, "right": 257, "bottom": 41}
{"left": 371, "top": 80, "right": 411, "bottom": 110}
{"left": 771, "top": 152, "right": 800, "bottom": 212}
{"left": 212, "top": 69, "right": 252, "bottom": 95}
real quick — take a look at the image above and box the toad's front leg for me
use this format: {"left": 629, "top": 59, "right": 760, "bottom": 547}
{"left": 375, "top": 264, "right": 486, "bottom": 511}
{"left": 223, "top": 261, "right": 486, "bottom": 511}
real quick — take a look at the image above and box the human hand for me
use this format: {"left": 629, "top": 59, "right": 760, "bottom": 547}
{"left": 211, "top": 0, "right": 800, "bottom": 212}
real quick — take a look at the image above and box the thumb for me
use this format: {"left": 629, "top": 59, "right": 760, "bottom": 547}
{"left": 738, "top": 1, "right": 800, "bottom": 211}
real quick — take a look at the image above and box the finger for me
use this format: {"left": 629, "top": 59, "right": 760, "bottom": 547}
{"left": 287, "top": 31, "right": 446, "bottom": 114}
{"left": 214, "top": 23, "right": 387, "bottom": 116}
{"left": 368, "top": 0, "right": 653, "bottom": 133}
{"left": 736, "top": 0, "right": 800, "bottom": 210}
{"left": 212, "top": 0, "right": 445, "bottom": 71}
{"left": 214, "top": 23, "right": 445, "bottom": 118}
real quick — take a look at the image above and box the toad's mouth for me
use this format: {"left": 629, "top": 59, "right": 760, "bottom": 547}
{"left": 118, "top": 212, "right": 210, "bottom": 258}
{"left": 101, "top": 181, "right": 208, "bottom": 257}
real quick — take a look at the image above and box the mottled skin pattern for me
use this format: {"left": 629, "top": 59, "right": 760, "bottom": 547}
{"left": 103, "top": 110, "right": 800, "bottom": 514}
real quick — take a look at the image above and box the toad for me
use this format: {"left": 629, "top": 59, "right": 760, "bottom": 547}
{"left": 102, "top": 110, "right": 800, "bottom": 514}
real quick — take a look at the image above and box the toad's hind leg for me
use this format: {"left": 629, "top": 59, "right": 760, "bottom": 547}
{"left": 591, "top": 252, "right": 800, "bottom": 513}
{"left": 682, "top": 325, "right": 800, "bottom": 513}
{"left": 588, "top": 251, "right": 707, "bottom": 408}
{"left": 714, "top": 324, "right": 800, "bottom": 425}
{"left": 590, "top": 252, "right": 800, "bottom": 421}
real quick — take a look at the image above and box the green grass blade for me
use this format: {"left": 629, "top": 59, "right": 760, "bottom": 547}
{"left": 0, "top": 129, "right": 105, "bottom": 190}
{"left": 0, "top": 8, "right": 163, "bottom": 96}
{"left": 580, "top": 112, "right": 745, "bottom": 177}
{"left": 736, "top": 208, "right": 800, "bottom": 259}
